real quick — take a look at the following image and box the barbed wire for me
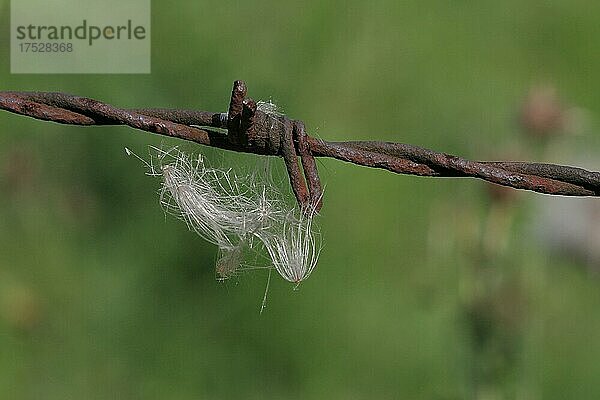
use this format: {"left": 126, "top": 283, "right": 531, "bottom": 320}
{"left": 1, "top": 80, "right": 599, "bottom": 211}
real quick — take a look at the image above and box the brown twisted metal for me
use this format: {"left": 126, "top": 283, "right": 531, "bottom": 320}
{"left": 1, "top": 80, "right": 599, "bottom": 211}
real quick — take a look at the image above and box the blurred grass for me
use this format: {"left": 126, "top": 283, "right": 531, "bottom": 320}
{"left": 1, "top": 0, "right": 600, "bottom": 398}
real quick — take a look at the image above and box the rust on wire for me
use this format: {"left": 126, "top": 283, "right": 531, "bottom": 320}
{"left": 1, "top": 81, "right": 599, "bottom": 212}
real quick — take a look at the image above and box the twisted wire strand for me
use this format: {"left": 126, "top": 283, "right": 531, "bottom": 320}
{"left": 1, "top": 88, "right": 598, "bottom": 198}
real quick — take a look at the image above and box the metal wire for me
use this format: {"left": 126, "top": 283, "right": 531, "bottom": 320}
{"left": 1, "top": 81, "right": 598, "bottom": 209}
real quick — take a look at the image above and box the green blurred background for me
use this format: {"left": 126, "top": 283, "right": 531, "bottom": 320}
{"left": 1, "top": 1, "right": 600, "bottom": 398}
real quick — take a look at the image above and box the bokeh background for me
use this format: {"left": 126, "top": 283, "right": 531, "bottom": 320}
{"left": 2, "top": 1, "right": 600, "bottom": 398}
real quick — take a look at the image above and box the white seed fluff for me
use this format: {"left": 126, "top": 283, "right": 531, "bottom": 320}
{"left": 128, "top": 146, "right": 321, "bottom": 284}
{"left": 256, "top": 100, "right": 284, "bottom": 118}
{"left": 259, "top": 210, "right": 321, "bottom": 283}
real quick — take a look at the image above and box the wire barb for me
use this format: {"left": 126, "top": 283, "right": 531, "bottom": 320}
{"left": 1, "top": 80, "right": 599, "bottom": 207}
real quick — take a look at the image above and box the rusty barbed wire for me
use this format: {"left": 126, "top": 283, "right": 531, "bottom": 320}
{"left": 1, "top": 80, "right": 599, "bottom": 211}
